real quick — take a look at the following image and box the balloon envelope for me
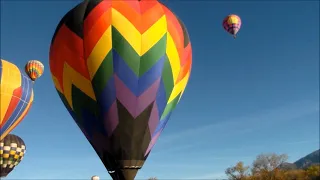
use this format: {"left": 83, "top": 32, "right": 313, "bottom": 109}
{"left": 49, "top": 0, "right": 192, "bottom": 179}
{"left": 91, "top": 175, "right": 100, "bottom": 180}
{"left": 0, "top": 59, "right": 34, "bottom": 140}
{"left": 0, "top": 134, "right": 26, "bottom": 178}
{"left": 25, "top": 60, "right": 44, "bottom": 81}
{"left": 223, "top": 14, "right": 242, "bottom": 37}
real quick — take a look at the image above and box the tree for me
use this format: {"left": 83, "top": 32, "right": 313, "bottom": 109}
{"left": 248, "top": 153, "right": 288, "bottom": 180}
{"left": 306, "top": 165, "right": 320, "bottom": 180}
{"left": 225, "top": 161, "right": 250, "bottom": 180}
{"left": 225, "top": 153, "right": 319, "bottom": 180}
{"left": 284, "top": 169, "right": 306, "bottom": 180}
{"left": 251, "top": 153, "right": 288, "bottom": 173}
{"left": 251, "top": 153, "right": 288, "bottom": 176}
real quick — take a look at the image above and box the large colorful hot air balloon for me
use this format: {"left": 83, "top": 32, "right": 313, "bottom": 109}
{"left": 0, "top": 59, "right": 34, "bottom": 140}
{"left": 25, "top": 60, "right": 44, "bottom": 81}
{"left": 223, "top": 14, "right": 242, "bottom": 39}
{"left": 49, "top": 0, "right": 192, "bottom": 179}
{"left": 0, "top": 134, "right": 26, "bottom": 178}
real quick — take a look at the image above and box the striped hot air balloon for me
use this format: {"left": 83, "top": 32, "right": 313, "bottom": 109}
{"left": 0, "top": 59, "right": 34, "bottom": 141}
{"left": 49, "top": 0, "right": 192, "bottom": 180}
{"left": 222, "top": 14, "right": 242, "bottom": 39}
{"left": 25, "top": 60, "right": 44, "bottom": 81}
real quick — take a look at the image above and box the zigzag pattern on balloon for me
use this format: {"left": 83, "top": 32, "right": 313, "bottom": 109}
{"left": 49, "top": 0, "right": 192, "bottom": 157}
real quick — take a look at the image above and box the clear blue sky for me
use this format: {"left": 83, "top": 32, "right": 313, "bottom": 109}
{"left": 1, "top": 1, "right": 319, "bottom": 179}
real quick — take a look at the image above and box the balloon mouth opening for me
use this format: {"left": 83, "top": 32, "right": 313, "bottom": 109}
{"left": 108, "top": 166, "right": 142, "bottom": 173}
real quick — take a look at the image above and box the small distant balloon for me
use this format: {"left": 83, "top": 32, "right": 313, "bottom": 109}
{"left": 0, "top": 134, "right": 26, "bottom": 178}
{"left": 25, "top": 60, "right": 44, "bottom": 81}
{"left": 223, "top": 14, "right": 242, "bottom": 39}
{"left": 91, "top": 175, "right": 100, "bottom": 180}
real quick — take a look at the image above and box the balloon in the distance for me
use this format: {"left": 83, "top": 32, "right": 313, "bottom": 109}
{"left": 0, "top": 59, "right": 34, "bottom": 140}
{"left": 91, "top": 175, "right": 100, "bottom": 180}
{"left": 25, "top": 60, "right": 44, "bottom": 81}
{"left": 223, "top": 14, "right": 242, "bottom": 39}
{"left": 0, "top": 134, "right": 26, "bottom": 178}
{"left": 49, "top": 0, "right": 192, "bottom": 179}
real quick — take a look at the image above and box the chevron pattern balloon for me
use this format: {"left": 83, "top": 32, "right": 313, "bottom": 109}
{"left": 49, "top": 0, "right": 192, "bottom": 179}
{"left": 25, "top": 60, "right": 44, "bottom": 81}
{"left": 0, "top": 59, "right": 34, "bottom": 141}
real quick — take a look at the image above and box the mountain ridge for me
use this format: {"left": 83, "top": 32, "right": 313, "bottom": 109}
{"left": 280, "top": 149, "right": 319, "bottom": 170}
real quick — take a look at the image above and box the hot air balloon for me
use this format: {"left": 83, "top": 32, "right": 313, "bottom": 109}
{"left": 0, "top": 59, "right": 34, "bottom": 140}
{"left": 0, "top": 134, "right": 26, "bottom": 178}
{"left": 223, "top": 14, "right": 242, "bottom": 39}
{"left": 49, "top": 0, "right": 192, "bottom": 180}
{"left": 25, "top": 60, "right": 44, "bottom": 81}
{"left": 91, "top": 175, "right": 100, "bottom": 180}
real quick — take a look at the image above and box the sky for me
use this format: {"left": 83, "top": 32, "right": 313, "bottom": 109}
{"left": 0, "top": 0, "right": 319, "bottom": 179}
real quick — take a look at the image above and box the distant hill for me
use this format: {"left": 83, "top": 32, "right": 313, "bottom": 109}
{"left": 278, "top": 162, "right": 297, "bottom": 170}
{"left": 295, "top": 149, "right": 320, "bottom": 169}
{"left": 280, "top": 149, "right": 320, "bottom": 170}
